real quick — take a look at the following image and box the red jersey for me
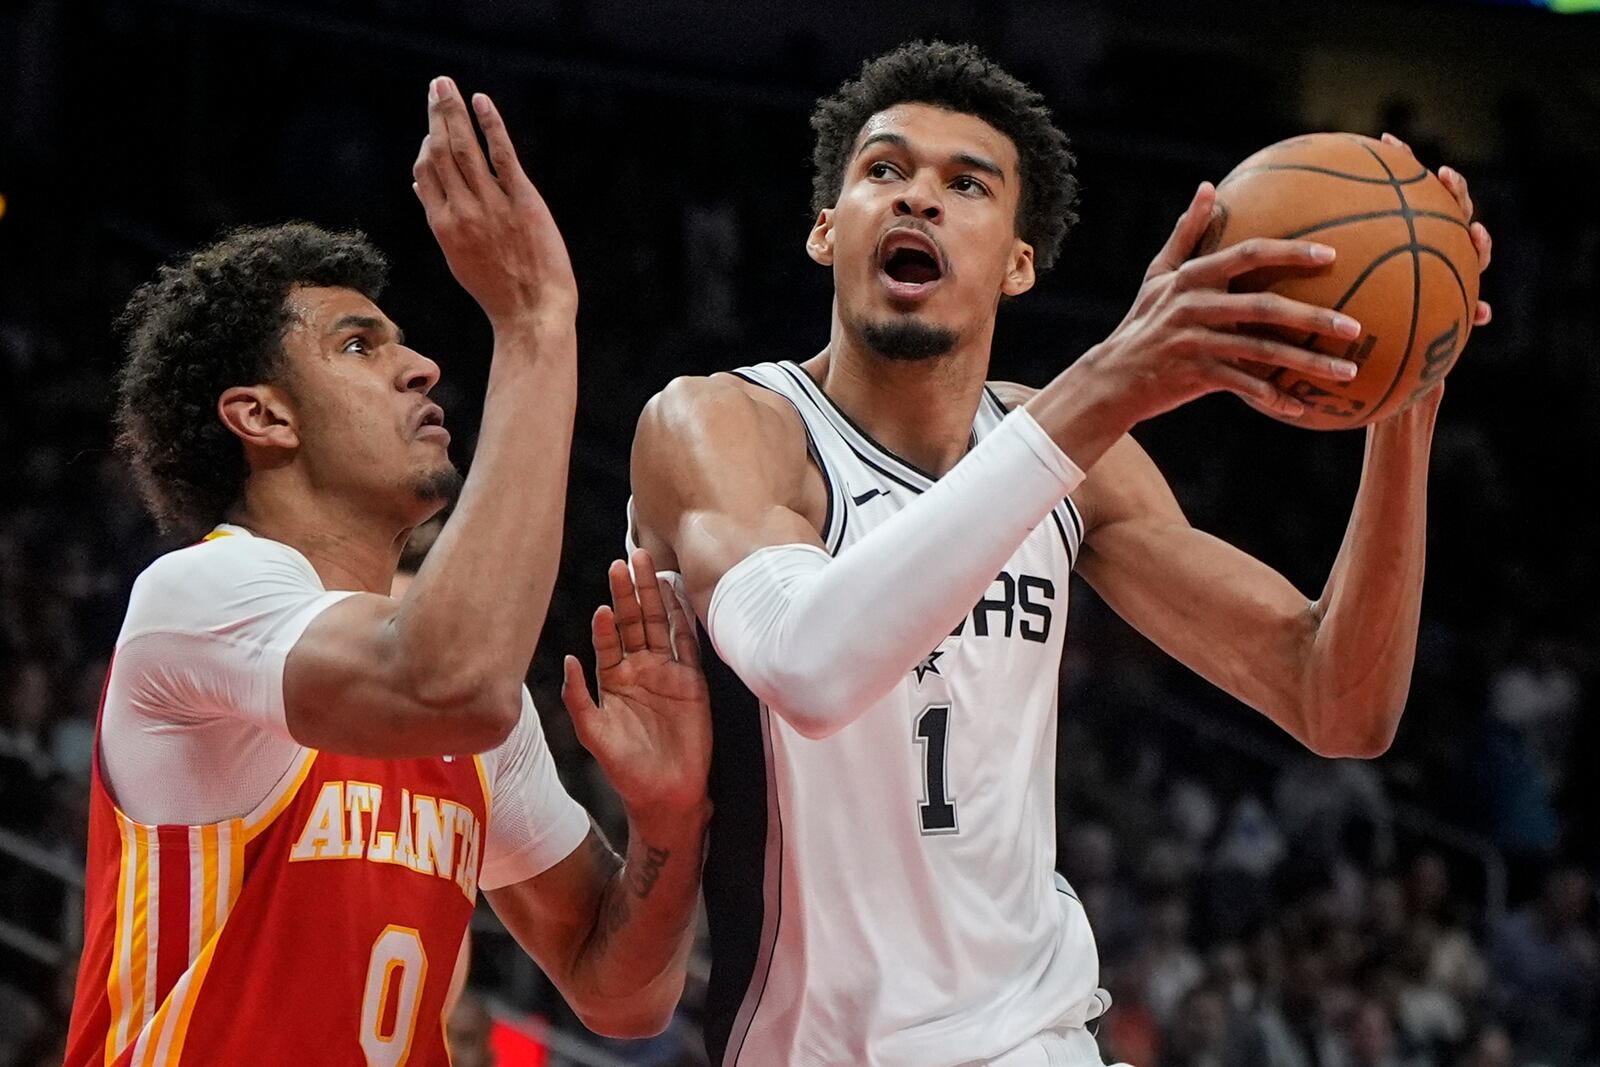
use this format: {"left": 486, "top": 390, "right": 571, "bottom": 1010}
{"left": 66, "top": 742, "right": 491, "bottom": 1067}
{"left": 64, "top": 527, "right": 590, "bottom": 1066}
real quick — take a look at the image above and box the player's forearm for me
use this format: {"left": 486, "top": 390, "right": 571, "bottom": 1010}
{"left": 1023, "top": 346, "right": 1143, "bottom": 472}
{"left": 571, "top": 803, "right": 708, "bottom": 1036}
{"left": 396, "top": 318, "right": 578, "bottom": 721}
{"left": 1300, "top": 391, "right": 1440, "bottom": 757}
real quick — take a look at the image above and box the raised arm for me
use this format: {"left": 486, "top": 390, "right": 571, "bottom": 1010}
{"left": 487, "top": 552, "right": 711, "bottom": 1038}
{"left": 283, "top": 78, "right": 579, "bottom": 756}
{"left": 1031, "top": 148, "right": 1490, "bottom": 759}
{"left": 1068, "top": 404, "right": 1438, "bottom": 758}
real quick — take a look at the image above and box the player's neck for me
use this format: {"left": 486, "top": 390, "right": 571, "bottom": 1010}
{"left": 228, "top": 478, "right": 408, "bottom": 595}
{"left": 812, "top": 319, "right": 993, "bottom": 478}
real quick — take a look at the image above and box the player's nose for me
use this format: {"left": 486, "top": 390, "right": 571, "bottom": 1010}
{"left": 894, "top": 175, "right": 942, "bottom": 222}
{"left": 397, "top": 347, "right": 442, "bottom": 394}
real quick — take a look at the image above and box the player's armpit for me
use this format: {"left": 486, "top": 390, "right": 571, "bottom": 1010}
{"left": 630, "top": 373, "right": 827, "bottom": 619}
{"left": 1073, "top": 435, "right": 1326, "bottom": 745}
{"left": 283, "top": 592, "right": 523, "bottom": 757}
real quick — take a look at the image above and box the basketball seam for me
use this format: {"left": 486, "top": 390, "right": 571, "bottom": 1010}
{"left": 1358, "top": 142, "right": 1425, "bottom": 419}
{"left": 1284, "top": 208, "right": 1468, "bottom": 240}
{"left": 1219, "top": 163, "right": 1430, "bottom": 188}
{"left": 1419, "top": 246, "right": 1474, "bottom": 330}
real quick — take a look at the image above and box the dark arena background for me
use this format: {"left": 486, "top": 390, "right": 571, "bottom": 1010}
{"left": 2, "top": 1, "right": 1598, "bottom": 1064}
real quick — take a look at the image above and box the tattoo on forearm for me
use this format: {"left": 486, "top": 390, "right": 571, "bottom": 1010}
{"left": 628, "top": 845, "right": 670, "bottom": 901}
{"left": 588, "top": 840, "right": 673, "bottom": 958}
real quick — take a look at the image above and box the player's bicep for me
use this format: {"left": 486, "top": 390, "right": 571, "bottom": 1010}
{"left": 282, "top": 592, "right": 507, "bottom": 756}
{"left": 1076, "top": 436, "right": 1314, "bottom": 712}
{"left": 631, "top": 375, "right": 824, "bottom": 619}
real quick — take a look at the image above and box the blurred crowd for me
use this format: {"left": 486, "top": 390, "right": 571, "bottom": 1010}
{"left": 2, "top": 2, "right": 1596, "bottom": 1065}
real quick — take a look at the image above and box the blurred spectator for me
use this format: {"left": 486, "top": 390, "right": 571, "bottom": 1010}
{"left": 1487, "top": 866, "right": 1600, "bottom": 1063}
{"left": 0, "top": 5, "right": 1596, "bottom": 1066}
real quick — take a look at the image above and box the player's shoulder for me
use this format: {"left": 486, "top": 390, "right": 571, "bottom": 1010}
{"left": 637, "top": 370, "right": 808, "bottom": 455}
{"left": 124, "top": 530, "right": 321, "bottom": 638}
{"left": 984, "top": 379, "right": 1039, "bottom": 410}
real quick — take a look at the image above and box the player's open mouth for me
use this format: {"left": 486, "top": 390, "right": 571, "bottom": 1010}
{"left": 415, "top": 404, "right": 450, "bottom": 445}
{"left": 876, "top": 228, "right": 945, "bottom": 301}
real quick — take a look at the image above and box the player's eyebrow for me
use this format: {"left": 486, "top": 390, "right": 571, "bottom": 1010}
{"left": 856, "top": 132, "right": 910, "bottom": 158}
{"left": 951, "top": 152, "right": 1005, "bottom": 183}
{"left": 329, "top": 314, "right": 404, "bottom": 346}
{"left": 856, "top": 133, "right": 1007, "bottom": 184}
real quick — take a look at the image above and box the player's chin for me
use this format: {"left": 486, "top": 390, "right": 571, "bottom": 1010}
{"left": 408, "top": 462, "right": 463, "bottom": 507}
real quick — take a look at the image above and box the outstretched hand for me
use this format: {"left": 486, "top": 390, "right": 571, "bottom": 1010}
{"left": 562, "top": 550, "right": 712, "bottom": 817}
{"left": 412, "top": 76, "right": 578, "bottom": 330}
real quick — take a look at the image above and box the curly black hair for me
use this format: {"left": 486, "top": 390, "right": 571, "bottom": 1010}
{"left": 114, "top": 222, "right": 389, "bottom": 538}
{"left": 810, "top": 40, "right": 1079, "bottom": 272}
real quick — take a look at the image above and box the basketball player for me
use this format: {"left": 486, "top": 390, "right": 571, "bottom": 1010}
{"left": 65, "top": 78, "right": 711, "bottom": 1065}
{"left": 627, "top": 42, "right": 1492, "bottom": 1066}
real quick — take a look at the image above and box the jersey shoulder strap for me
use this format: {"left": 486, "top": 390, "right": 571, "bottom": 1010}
{"left": 728, "top": 362, "right": 848, "bottom": 553}
{"left": 980, "top": 384, "right": 1084, "bottom": 569}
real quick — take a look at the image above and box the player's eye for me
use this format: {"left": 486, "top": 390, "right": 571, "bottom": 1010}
{"left": 342, "top": 335, "right": 370, "bottom": 355}
{"left": 951, "top": 175, "right": 989, "bottom": 197}
{"left": 867, "top": 161, "right": 902, "bottom": 181}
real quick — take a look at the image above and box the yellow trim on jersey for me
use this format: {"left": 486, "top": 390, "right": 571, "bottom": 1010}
{"left": 471, "top": 754, "right": 493, "bottom": 826}
{"left": 197, "top": 825, "right": 218, "bottom": 948}
{"left": 151, "top": 908, "right": 227, "bottom": 1066}
{"left": 243, "top": 748, "right": 318, "bottom": 842}
{"left": 100, "top": 747, "right": 317, "bottom": 1067}
{"left": 200, "top": 529, "right": 233, "bottom": 541}
{"left": 105, "top": 819, "right": 164, "bottom": 1066}
{"left": 126, "top": 815, "right": 240, "bottom": 1065}
{"left": 104, "top": 820, "right": 132, "bottom": 1066}
{"left": 226, "top": 821, "right": 244, "bottom": 911}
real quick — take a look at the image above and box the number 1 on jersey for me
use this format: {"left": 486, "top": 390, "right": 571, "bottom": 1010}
{"left": 915, "top": 704, "right": 958, "bottom": 834}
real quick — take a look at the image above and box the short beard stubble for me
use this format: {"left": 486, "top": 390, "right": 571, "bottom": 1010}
{"left": 860, "top": 318, "right": 959, "bottom": 362}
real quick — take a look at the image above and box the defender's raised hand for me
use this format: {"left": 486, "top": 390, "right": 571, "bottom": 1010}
{"left": 562, "top": 550, "right": 712, "bottom": 817}
{"left": 413, "top": 77, "right": 577, "bottom": 329}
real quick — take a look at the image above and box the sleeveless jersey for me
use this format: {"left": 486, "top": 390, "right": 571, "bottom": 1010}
{"left": 65, "top": 733, "right": 490, "bottom": 1067}
{"left": 633, "top": 361, "right": 1107, "bottom": 1067}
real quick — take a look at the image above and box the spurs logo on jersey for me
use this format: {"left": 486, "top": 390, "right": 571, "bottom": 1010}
{"left": 628, "top": 361, "right": 1106, "bottom": 1067}
{"left": 954, "top": 570, "right": 1056, "bottom": 643}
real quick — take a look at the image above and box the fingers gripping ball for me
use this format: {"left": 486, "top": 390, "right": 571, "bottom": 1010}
{"left": 1199, "top": 133, "right": 1479, "bottom": 430}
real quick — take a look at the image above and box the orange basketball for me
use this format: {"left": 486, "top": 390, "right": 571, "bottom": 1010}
{"left": 1200, "top": 133, "right": 1479, "bottom": 430}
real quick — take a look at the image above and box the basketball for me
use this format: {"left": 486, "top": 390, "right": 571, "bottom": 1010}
{"left": 1200, "top": 133, "right": 1479, "bottom": 430}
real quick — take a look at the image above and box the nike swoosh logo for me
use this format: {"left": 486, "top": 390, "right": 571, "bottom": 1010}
{"left": 851, "top": 488, "right": 887, "bottom": 506}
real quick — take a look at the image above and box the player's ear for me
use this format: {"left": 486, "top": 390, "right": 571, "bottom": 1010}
{"left": 219, "top": 384, "right": 300, "bottom": 454}
{"left": 806, "top": 208, "right": 836, "bottom": 266}
{"left": 1001, "top": 239, "right": 1036, "bottom": 297}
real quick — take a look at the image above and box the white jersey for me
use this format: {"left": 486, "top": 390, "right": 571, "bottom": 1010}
{"left": 632, "top": 361, "right": 1106, "bottom": 1067}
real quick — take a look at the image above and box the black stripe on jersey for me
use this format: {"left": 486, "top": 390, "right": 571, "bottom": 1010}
{"left": 731, "top": 369, "right": 845, "bottom": 553}
{"left": 700, "top": 631, "right": 785, "bottom": 1066}
{"left": 985, "top": 384, "right": 1086, "bottom": 566}
{"left": 1049, "top": 508, "right": 1079, "bottom": 571}
{"left": 778, "top": 362, "right": 982, "bottom": 488}
{"left": 1063, "top": 496, "right": 1084, "bottom": 545}
{"left": 981, "top": 384, "right": 1010, "bottom": 421}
